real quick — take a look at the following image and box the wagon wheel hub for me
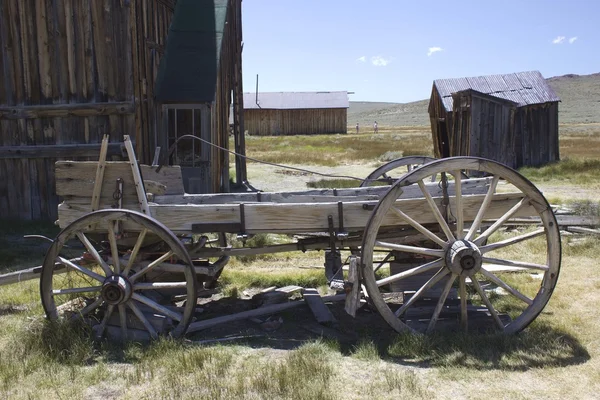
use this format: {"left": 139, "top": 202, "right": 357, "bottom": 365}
{"left": 101, "top": 275, "right": 132, "bottom": 305}
{"left": 445, "top": 240, "right": 482, "bottom": 277}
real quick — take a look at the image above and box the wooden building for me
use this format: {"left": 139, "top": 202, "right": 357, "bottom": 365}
{"left": 243, "top": 91, "right": 349, "bottom": 135}
{"left": 0, "top": 0, "right": 245, "bottom": 220}
{"left": 428, "top": 71, "right": 560, "bottom": 169}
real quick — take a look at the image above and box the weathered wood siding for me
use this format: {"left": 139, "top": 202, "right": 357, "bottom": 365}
{"left": 0, "top": 0, "right": 174, "bottom": 220}
{"left": 245, "top": 108, "right": 347, "bottom": 136}
{"left": 428, "top": 88, "right": 452, "bottom": 158}
{"left": 451, "top": 91, "right": 517, "bottom": 168}
{"left": 429, "top": 86, "right": 559, "bottom": 169}
{"left": 210, "top": 0, "right": 239, "bottom": 192}
{"left": 514, "top": 102, "right": 560, "bottom": 168}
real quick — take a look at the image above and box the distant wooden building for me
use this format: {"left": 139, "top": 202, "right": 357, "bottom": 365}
{"left": 243, "top": 91, "right": 349, "bottom": 135}
{"left": 428, "top": 71, "right": 560, "bottom": 168}
{"left": 0, "top": 0, "right": 245, "bottom": 220}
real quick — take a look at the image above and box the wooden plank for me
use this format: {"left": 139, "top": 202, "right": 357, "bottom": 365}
{"left": 152, "top": 177, "right": 491, "bottom": 205}
{"left": 566, "top": 226, "right": 600, "bottom": 236}
{"left": 55, "top": 161, "right": 184, "bottom": 199}
{"left": 58, "top": 192, "right": 534, "bottom": 233}
{"left": 302, "top": 288, "right": 337, "bottom": 324}
{"left": 0, "top": 101, "right": 135, "bottom": 119}
{"left": 504, "top": 215, "right": 600, "bottom": 227}
{"left": 186, "top": 294, "right": 346, "bottom": 333}
{"left": 0, "top": 143, "right": 123, "bottom": 159}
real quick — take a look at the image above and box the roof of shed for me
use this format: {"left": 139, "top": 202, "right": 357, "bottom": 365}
{"left": 434, "top": 71, "right": 560, "bottom": 111}
{"left": 155, "top": 0, "right": 229, "bottom": 103}
{"left": 243, "top": 91, "right": 349, "bottom": 110}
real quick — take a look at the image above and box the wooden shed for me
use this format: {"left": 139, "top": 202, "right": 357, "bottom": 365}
{"left": 243, "top": 91, "right": 349, "bottom": 135}
{"left": 428, "top": 71, "right": 560, "bottom": 169}
{"left": 0, "top": 0, "right": 245, "bottom": 220}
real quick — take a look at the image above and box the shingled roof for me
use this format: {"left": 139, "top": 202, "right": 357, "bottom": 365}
{"left": 243, "top": 91, "right": 349, "bottom": 110}
{"left": 155, "top": 0, "right": 229, "bottom": 103}
{"left": 434, "top": 71, "right": 560, "bottom": 112}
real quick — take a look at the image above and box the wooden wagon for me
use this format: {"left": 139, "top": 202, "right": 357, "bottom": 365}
{"left": 38, "top": 137, "right": 560, "bottom": 340}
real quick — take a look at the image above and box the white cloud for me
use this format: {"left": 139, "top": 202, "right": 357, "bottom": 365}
{"left": 569, "top": 36, "right": 578, "bottom": 44}
{"left": 552, "top": 36, "right": 566, "bottom": 44}
{"left": 371, "top": 56, "right": 390, "bottom": 67}
{"left": 356, "top": 56, "right": 366, "bottom": 62}
{"left": 427, "top": 47, "right": 443, "bottom": 56}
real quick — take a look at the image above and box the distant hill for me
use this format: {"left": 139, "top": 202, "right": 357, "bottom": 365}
{"left": 349, "top": 72, "right": 600, "bottom": 127}
{"left": 348, "top": 100, "right": 430, "bottom": 127}
{"left": 547, "top": 73, "right": 600, "bottom": 124}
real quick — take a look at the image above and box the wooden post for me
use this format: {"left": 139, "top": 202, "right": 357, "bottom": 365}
{"left": 345, "top": 256, "right": 362, "bottom": 317}
{"left": 90, "top": 135, "right": 110, "bottom": 212}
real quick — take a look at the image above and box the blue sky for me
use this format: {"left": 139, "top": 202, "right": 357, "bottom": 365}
{"left": 241, "top": 0, "right": 600, "bottom": 103}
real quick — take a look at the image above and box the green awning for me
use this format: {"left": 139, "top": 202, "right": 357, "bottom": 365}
{"left": 155, "top": 0, "right": 229, "bottom": 103}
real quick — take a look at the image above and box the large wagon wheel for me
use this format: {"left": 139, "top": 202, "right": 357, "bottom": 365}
{"left": 40, "top": 209, "right": 197, "bottom": 340}
{"left": 361, "top": 157, "right": 561, "bottom": 334}
{"left": 360, "top": 156, "right": 436, "bottom": 187}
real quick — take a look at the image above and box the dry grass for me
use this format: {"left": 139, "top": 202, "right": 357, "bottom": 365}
{"left": 241, "top": 127, "right": 433, "bottom": 167}
{"left": 2, "top": 123, "right": 600, "bottom": 398}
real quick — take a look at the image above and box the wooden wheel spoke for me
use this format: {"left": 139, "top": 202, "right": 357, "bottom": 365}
{"left": 134, "top": 282, "right": 189, "bottom": 290}
{"left": 377, "top": 259, "right": 444, "bottom": 287}
{"left": 130, "top": 250, "right": 174, "bottom": 282}
{"left": 118, "top": 304, "right": 127, "bottom": 340}
{"left": 394, "top": 268, "right": 450, "bottom": 317}
{"left": 427, "top": 273, "right": 457, "bottom": 333}
{"left": 95, "top": 304, "right": 115, "bottom": 340}
{"left": 76, "top": 232, "right": 112, "bottom": 276}
{"left": 390, "top": 207, "right": 447, "bottom": 248}
{"left": 95, "top": 304, "right": 115, "bottom": 339}
{"left": 480, "top": 268, "right": 533, "bottom": 305}
{"left": 71, "top": 297, "right": 103, "bottom": 321}
{"left": 465, "top": 175, "right": 500, "bottom": 240}
{"left": 474, "top": 197, "right": 529, "bottom": 245}
{"left": 128, "top": 301, "right": 159, "bottom": 339}
{"left": 479, "top": 228, "right": 545, "bottom": 254}
{"left": 106, "top": 220, "right": 120, "bottom": 274}
{"left": 471, "top": 277, "right": 505, "bottom": 331}
{"left": 459, "top": 276, "right": 468, "bottom": 331}
{"left": 453, "top": 170, "right": 464, "bottom": 239}
{"left": 374, "top": 241, "right": 445, "bottom": 258}
{"left": 482, "top": 256, "right": 549, "bottom": 271}
{"left": 123, "top": 228, "right": 148, "bottom": 276}
{"left": 57, "top": 256, "right": 105, "bottom": 283}
{"left": 417, "top": 179, "right": 455, "bottom": 242}
{"left": 52, "top": 285, "right": 102, "bottom": 295}
{"left": 132, "top": 293, "right": 182, "bottom": 322}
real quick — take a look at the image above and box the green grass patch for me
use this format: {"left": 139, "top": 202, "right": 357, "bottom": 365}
{"left": 351, "top": 340, "right": 381, "bottom": 361}
{"left": 519, "top": 158, "right": 600, "bottom": 186}
{"left": 219, "top": 268, "right": 327, "bottom": 295}
{"left": 238, "top": 129, "right": 433, "bottom": 167}
{"left": 306, "top": 178, "right": 360, "bottom": 188}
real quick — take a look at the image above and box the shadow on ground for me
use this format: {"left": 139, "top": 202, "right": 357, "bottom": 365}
{"left": 182, "top": 295, "right": 589, "bottom": 371}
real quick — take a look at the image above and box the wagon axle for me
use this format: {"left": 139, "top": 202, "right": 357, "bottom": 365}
{"left": 101, "top": 275, "right": 132, "bottom": 306}
{"left": 446, "top": 240, "right": 483, "bottom": 277}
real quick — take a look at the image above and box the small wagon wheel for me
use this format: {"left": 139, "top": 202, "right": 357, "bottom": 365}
{"left": 360, "top": 156, "right": 436, "bottom": 187}
{"left": 360, "top": 157, "right": 561, "bottom": 334}
{"left": 40, "top": 209, "right": 197, "bottom": 340}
